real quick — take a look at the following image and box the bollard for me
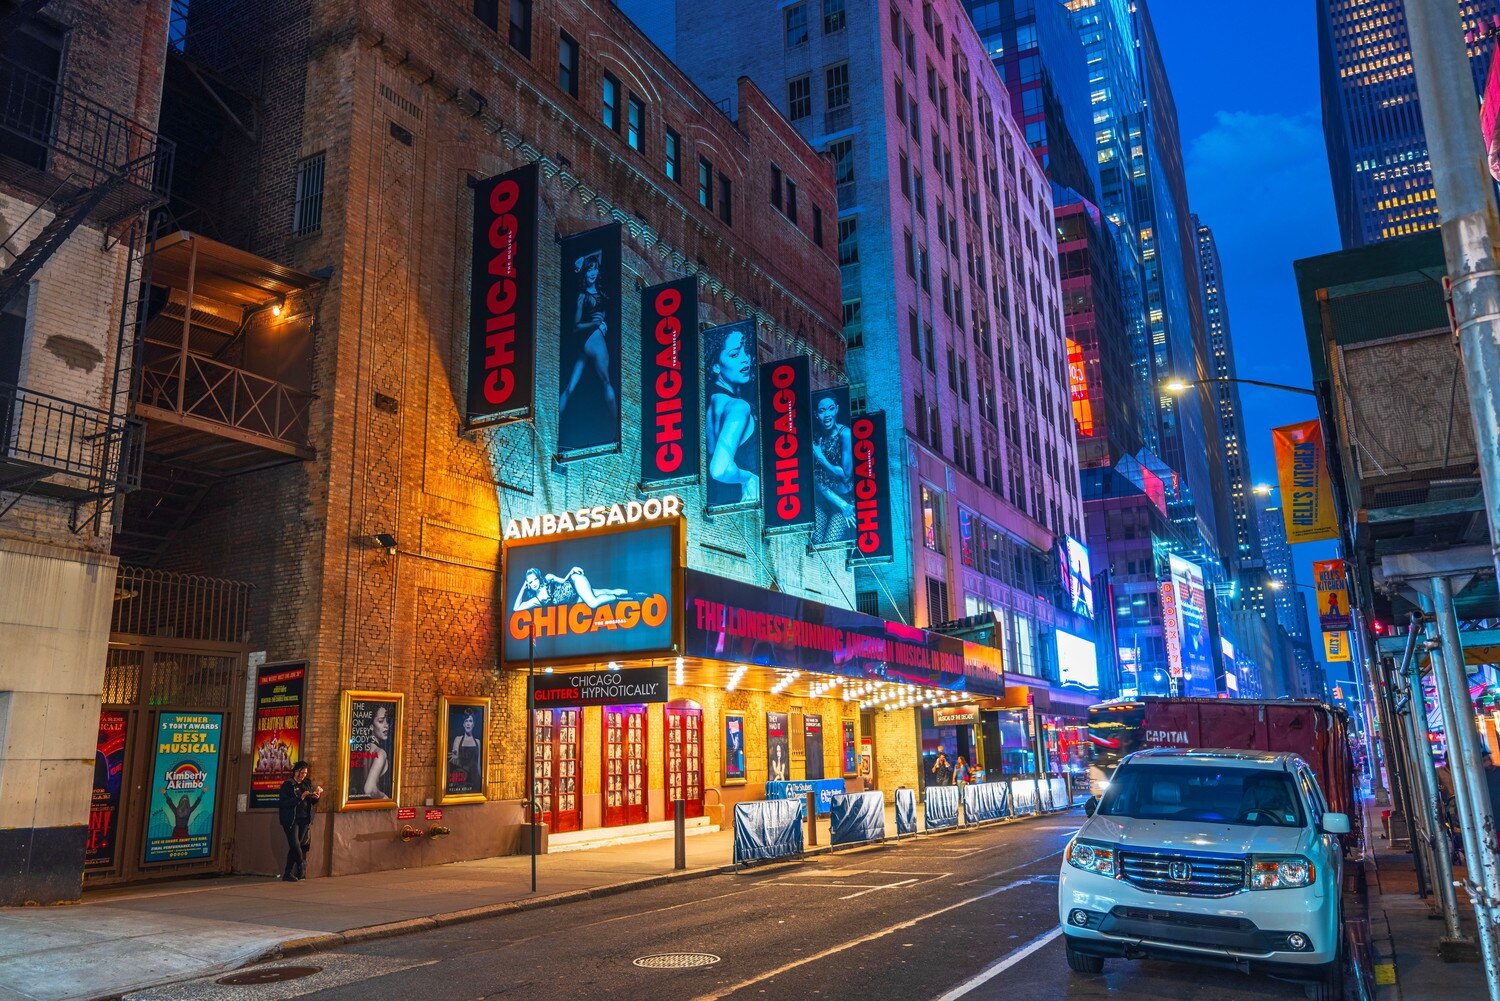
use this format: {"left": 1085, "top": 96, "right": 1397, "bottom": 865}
{"left": 673, "top": 798, "right": 686, "bottom": 870}
{"left": 806, "top": 790, "right": 819, "bottom": 846}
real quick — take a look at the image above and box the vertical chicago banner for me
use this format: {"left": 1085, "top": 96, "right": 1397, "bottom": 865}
{"left": 849, "top": 411, "right": 894, "bottom": 561}
{"left": 467, "top": 164, "right": 538, "bottom": 425}
{"left": 809, "top": 386, "right": 855, "bottom": 549}
{"left": 703, "top": 319, "right": 761, "bottom": 508}
{"left": 558, "top": 223, "right": 623, "bottom": 453}
{"left": 640, "top": 277, "right": 699, "bottom": 485}
{"left": 758, "top": 355, "right": 814, "bottom": 532}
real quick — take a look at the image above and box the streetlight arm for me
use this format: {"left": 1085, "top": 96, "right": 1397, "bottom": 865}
{"left": 1173, "top": 376, "right": 1318, "bottom": 397}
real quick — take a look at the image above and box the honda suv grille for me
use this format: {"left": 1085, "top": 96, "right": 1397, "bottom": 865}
{"left": 1118, "top": 850, "right": 1245, "bottom": 897}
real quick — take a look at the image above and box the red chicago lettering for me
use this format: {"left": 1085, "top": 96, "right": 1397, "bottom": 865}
{"left": 481, "top": 179, "right": 523, "bottom": 407}
{"left": 650, "top": 287, "right": 685, "bottom": 474}
{"left": 852, "top": 418, "right": 881, "bottom": 553}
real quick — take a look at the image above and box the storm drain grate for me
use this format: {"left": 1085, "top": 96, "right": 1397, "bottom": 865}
{"left": 633, "top": 953, "right": 721, "bottom": 969}
{"left": 216, "top": 966, "right": 324, "bottom": 985}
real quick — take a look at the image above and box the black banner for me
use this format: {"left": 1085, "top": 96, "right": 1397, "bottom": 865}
{"left": 809, "top": 386, "right": 855, "bottom": 549}
{"left": 467, "top": 164, "right": 538, "bottom": 426}
{"left": 704, "top": 319, "right": 761, "bottom": 507}
{"left": 640, "top": 277, "right": 700, "bottom": 485}
{"left": 804, "top": 714, "right": 825, "bottom": 780}
{"left": 758, "top": 356, "right": 815, "bottom": 533}
{"left": 767, "top": 711, "right": 790, "bottom": 782}
{"left": 558, "top": 223, "right": 623, "bottom": 453}
{"left": 850, "top": 411, "right": 895, "bottom": 562}
{"left": 250, "top": 663, "right": 305, "bottom": 808}
{"left": 530, "top": 666, "right": 670, "bottom": 708}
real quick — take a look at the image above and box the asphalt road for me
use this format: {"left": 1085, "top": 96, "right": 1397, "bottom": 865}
{"left": 128, "top": 812, "right": 1322, "bottom": 1001}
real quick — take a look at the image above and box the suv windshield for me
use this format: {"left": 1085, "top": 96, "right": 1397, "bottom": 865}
{"left": 1097, "top": 763, "right": 1306, "bottom": 828}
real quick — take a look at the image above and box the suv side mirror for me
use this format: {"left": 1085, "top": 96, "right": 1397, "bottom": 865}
{"left": 1083, "top": 795, "right": 1098, "bottom": 817}
{"left": 1321, "top": 812, "right": 1351, "bottom": 835}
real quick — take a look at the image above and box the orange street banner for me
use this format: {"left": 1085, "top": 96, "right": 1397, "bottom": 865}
{"left": 1272, "top": 419, "right": 1338, "bottom": 543}
{"left": 1324, "top": 631, "right": 1351, "bottom": 662}
{"left": 1313, "top": 559, "right": 1351, "bottom": 632}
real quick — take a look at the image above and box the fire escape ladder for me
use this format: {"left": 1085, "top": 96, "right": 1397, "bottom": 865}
{"left": 0, "top": 175, "right": 121, "bottom": 308}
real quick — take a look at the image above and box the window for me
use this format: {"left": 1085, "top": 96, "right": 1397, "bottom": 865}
{"left": 813, "top": 204, "right": 823, "bottom": 245}
{"left": 924, "top": 323, "right": 935, "bottom": 370}
{"left": 922, "top": 488, "right": 945, "bottom": 551}
{"left": 842, "top": 299, "right": 862, "bottom": 346}
{"left": 823, "top": 0, "right": 846, "bottom": 34}
{"left": 292, "top": 152, "right": 325, "bottom": 235}
{"left": 474, "top": 0, "right": 499, "bottom": 31}
{"left": 698, "top": 156, "right": 713, "bottom": 209}
{"left": 895, "top": 78, "right": 905, "bottom": 123}
{"left": 829, "top": 138, "right": 854, "bottom": 185}
{"left": 627, "top": 95, "right": 645, "bottom": 152}
{"left": 889, "top": 6, "right": 901, "bottom": 47}
{"left": 914, "top": 170, "right": 925, "bottom": 214}
{"left": 788, "top": 75, "right": 812, "bottom": 120}
{"left": 857, "top": 590, "right": 879, "bottom": 616}
{"left": 664, "top": 128, "right": 682, "bottom": 182}
{"left": 601, "top": 72, "right": 620, "bottom": 132}
{"left": 946, "top": 346, "right": 957, "bottom": 390}
{"left": 786, "top": 3, "right": 809, "bottom": 47}
{"left": 905, "top": 27, "right": 916, "bottom": 70}
{"left": 558, "top": 31, "right": 579, "bottom": 97}
{"left": 899, "top": 152, "right": 910, "bottom": 197}
{"left": 926, "top": 576, "right": 950, "bottom": 622}
{"left": 508, "top": 0, "right": 532, "bottom": 57}
{"left": 904, "top": 228, "right": 915, "bottom": 276}
{"left": 908, "top": 310, "right": 921, "bottom": 358}
{"left": 786, "top": 179, "right": 799, "bottom": 224}
{"left": 918, "top": 244, "right": 930, "bottom": 291}
{"left": 771, "top": 163, "right": 783, "bottom": 210}
{"left": 838, "top": 217, "right": 859, "bottom": 265}
{"left": 825, "top": 62, "right": 850, "bottom": 110}
{"left": 718, "top": 172, "right": 733, "bottom": 225}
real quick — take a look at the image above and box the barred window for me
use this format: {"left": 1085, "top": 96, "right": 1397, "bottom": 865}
{"left": 292, "top": 152, "right": 325, "bottom": 235}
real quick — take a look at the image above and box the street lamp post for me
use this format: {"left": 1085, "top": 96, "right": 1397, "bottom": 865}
{"left": 1163, "top": 376, "right": 1318, "bottom": 397}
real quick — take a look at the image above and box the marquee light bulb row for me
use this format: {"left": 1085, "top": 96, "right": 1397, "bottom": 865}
{"left": 770, "top": 670, "right": 802, "bottom": 695}
{"left": 726, "top": 665, "right": 749, "bottom": 692}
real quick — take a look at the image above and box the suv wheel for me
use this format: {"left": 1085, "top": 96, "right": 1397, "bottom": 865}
{"left": 1065, "top": 942, "right": 1105, "bottom": 975}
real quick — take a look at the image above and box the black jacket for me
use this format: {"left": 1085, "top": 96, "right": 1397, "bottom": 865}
{"left": 278, "top": 779, "right": 319, "bottom": 828}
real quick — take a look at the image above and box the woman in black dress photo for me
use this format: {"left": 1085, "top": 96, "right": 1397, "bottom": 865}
{"left": 559, "top": 250, "right": 618, "bottom": 428}
{"left": 811, "top": 392, "right": 855, "bottom": 545}
{"left": 705, "top": 324, "right": 758, "bottom": 504}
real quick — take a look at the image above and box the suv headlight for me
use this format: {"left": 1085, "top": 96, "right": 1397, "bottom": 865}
{"left": 1066, "top": 838, "right": 1118, "bottom": 877}
{"left": 1247, "top": 855, "right": 1315, "bottom": 890}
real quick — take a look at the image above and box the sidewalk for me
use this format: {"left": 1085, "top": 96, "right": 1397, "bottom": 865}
{"left": 1361, "top": 807, "right": 1490, "bottom": 1001}
{"left": 0, "top": 804, "right": 1054, "bottom": 1001}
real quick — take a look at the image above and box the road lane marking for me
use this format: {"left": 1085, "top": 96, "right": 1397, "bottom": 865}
{"left": 504, "top": 887, "right": 763, "bottom": 946}
{"left": 838, "top": 877, "right": 920, "bottom": 899}
{"left": 931, "top": 927, "right": 1064, "bottom": 1000}
{"left": 686, "top": 875, "right": 1053, "bottom": 1000}
{"left": 954, "top": 848, "right": 1065, "bottom": 886}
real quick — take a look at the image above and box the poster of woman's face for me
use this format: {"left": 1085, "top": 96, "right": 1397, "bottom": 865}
{"left": 439, "top": 696, "right": 489, "bottom": 804}
{"left": 724, "top": 713, "right": 746, "bottom": 784}
{"left": 766, "top": 711, "right": 789, "bottom": 783}
{"left": 810, "top": 387, "right": 855, "bottom": 548}
{"left": 557, "top": 224, "right": 622, "bottom": 454}
{"left": 704, "top": 320, "right": 760, "bottom": 508}
{"left": 341, "top": 691, "right": 403, "bottom": 809}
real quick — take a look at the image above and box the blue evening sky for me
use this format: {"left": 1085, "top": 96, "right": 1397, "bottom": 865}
{"left": 1147, "top": 0, "right": 1339, "bottom": 658}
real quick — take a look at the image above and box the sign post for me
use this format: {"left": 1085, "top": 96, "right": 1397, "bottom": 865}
{"left": 528, "top": 632, "right": 537, "bottom": 895}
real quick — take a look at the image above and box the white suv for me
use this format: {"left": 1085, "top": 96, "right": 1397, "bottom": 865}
{"left": 1058, "top": 749, "right": 1349, "bottom": 1001}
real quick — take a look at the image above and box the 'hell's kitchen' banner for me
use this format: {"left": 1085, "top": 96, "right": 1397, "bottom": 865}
{"left": 1324, "top": 631, "right": 1352, "bottom": 663}
{"left": 503, "top": 522, "right": 682, "bottom": 666}
{"left": 467, "top": 164, "right": 538, "bottom": 426}
{"left": 703, "top": 319, "right": 761, "bottom": 508}
{"left": 250, "top": 662, "right": 305, "bottom": 809}
{"left": 849, "top": 410, "right": 895, "bottom": 562}
{"left": 558, "top": 223, "right": 623, "bottom": 454}
{"left": 1271, "top": 419, "right": 1338, "bottom": 544}
{"left": 1313, "top": 559, "right": 1352, "bottom": 632}
{"left": 758, "top": 355, "right": 815, "bottom": 533}
{"left": 640, "top": 277, "right": 700, "bottom": 485}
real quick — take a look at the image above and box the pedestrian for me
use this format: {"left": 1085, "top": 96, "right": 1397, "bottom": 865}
{"left": 954, "top": 755, "right": 970, "bottom": 786}
{"left": 278, "top": 760, "right": 322, "bottom": 881}
{"left": 930, "top": 750, "right": 953, "bottom": 787}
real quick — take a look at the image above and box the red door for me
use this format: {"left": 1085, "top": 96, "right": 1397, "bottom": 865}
{"left": 532, "top": 708, "right": 581, "bottom": 834}
{"left": 602, "top": 706, "right": 647, "bottom": 827}
{"left": 665, "top": 703, "right": 704, "bottom": 819}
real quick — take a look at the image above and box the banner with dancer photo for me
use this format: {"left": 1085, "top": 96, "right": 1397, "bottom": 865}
{"left": 558, "top": 223, "right": 622, "bottom": 454}
{"left": 703, "top": 319, "right": 760, "bottom": 508}
{"left": 809, "top": 386, "right": 855, "bottom": 549}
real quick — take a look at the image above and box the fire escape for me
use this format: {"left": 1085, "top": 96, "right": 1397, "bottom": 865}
{"left": 0, "top": 10, "right": 174, "bottom": 526}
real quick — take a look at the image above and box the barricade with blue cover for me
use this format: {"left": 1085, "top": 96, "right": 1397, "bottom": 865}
{"left": 1009, "top": 778, "right": 1039, "bottom": 815}
{"left": 895, "top": 787, "right": 918, "bottom": 836}
{"left": 765, "top": 778, "right": 846, "bottom": 816}
{"left": 829, "top": 790, "right": 886, "bottom": 846}
{"left": 924, "top": 783, "right": 959, "bottom": 830}
{"left": 960, "top": 780, "right": 1010, "bottom": 823}
{"left": 733, "top": 799, "right": 805, "bottom": 865}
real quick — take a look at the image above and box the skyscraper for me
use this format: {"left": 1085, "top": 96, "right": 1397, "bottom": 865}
{"left": 1317, "top": 0, "right": 1499, "bottom": 247}
{"left": 1257, "top": 499, "right": 1322, "bottom": 695}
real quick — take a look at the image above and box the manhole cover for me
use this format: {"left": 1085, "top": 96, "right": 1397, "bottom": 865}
{"left": 216, "top": 966, "right": 323, "bottom": 986}
{"left": 633, "top": 953, "right": 721, "bottom": 969}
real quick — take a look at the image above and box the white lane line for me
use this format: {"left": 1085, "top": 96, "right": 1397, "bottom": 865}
{"left": 931, "top": 927, "right": 1064, "bottom": 1000}
{"left": 838, "top": 877, "right": 921, "bottom": 900}
{"left": 768, "top": 881, "right": 889, "bottom": 889}
{"left": 954, "top": 848, "right": 1065, "bottom": 886}
{"left": 686, "top": 875, "right": 1051, "bottom": 1001}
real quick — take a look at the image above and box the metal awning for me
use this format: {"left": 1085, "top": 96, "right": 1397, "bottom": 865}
{"left": 151, "top": 231, "right": 321, "bottom": 309}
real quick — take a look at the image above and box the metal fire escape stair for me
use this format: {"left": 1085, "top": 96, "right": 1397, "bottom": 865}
{"left": 0, "top": 175, "right": 125, "bottom": 309}
{"left": 114, "top": 462, "right": 219, "bottom": 565}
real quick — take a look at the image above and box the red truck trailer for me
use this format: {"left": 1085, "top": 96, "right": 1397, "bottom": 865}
{"left": 1087, "top": 697, "right": 1363, "bottom": 847}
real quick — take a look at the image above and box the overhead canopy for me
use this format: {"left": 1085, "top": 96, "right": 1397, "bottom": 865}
{"left": 151, "top": 230, "right": 321, "bottom": 309}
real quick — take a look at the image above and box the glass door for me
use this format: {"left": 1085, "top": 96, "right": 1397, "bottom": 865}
{"left": 533, "top": 708, "right": 581, "bottom": 833}
{"left": 602, "top": 705, "right": 647, "bottom": 827}
{"left": 665, "top": 703, "right": 703, "bottom": 819}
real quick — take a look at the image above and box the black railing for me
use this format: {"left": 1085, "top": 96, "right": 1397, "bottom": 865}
{"left": 0, "top": 56, "right": 173, "bottom": 202}
{"left": 0, "top": 380, "right": 141, "bottom": 493}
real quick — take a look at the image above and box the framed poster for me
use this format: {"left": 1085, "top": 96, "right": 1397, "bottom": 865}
{"left": 842, "top": 719, "right": 857, "bottom": 778}
{"left": 340, "top": 690, "right": 404, "bottom": 810}
{"left": 724, "top": 711, "right": 746, "bottom": 785}
{"left": 250, "top": 662, "right": 305, "bottom": 809}
{"left": 438, "top": 696, "right": 489, "bottom": 805}
{"left": 766, "top": 711, "right": 789, "bottom": 783}
{"left": 804, "top": 713, "right": 825, "bottom": 780}
{"left": 143, "top": 712, "right": 223, "bottom": 865}
{"left": 86, "top": 710, "right": 128, "bottom": 870}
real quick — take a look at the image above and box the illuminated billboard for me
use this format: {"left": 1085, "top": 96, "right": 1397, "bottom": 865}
{"left": 1168, "top": 554, "right": 1213, "bottom": 697}
{"left": 1065, "top": 337, "right": 1094, "bottom": 437}
{"left": 1056, "top": 629, "right": 1099, "bottom": 692}
{"left": 1060, "top": 535, "right": 1095, "bottom": 618}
